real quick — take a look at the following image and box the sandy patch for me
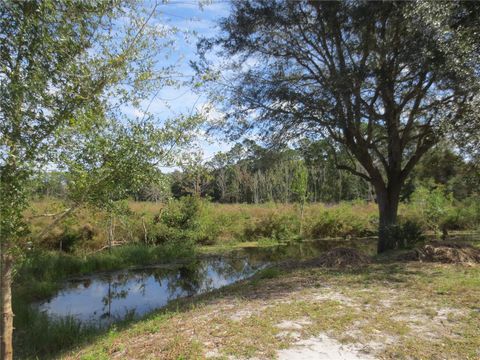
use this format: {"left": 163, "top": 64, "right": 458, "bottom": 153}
{"left": 311, "top": 291, "right": 355, "bottom": 306}
{"left": 277, "top": 334, "right": 375, "bottom": 360}
{"left": 276, "top": 318, "right": 312, "bottom": 330}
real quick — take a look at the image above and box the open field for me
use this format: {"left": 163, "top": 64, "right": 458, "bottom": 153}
{"left": 26, "top": 197, "right": 480, "bottom": 253}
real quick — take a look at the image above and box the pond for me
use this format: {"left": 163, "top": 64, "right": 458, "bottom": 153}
{"left": 34, "top": 238, "right": 378, "bottom": 327}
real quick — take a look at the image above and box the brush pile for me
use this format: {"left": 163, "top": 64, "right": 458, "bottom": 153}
{"left": 412, "top": 241, "right": 480, "bottom": 264}
{"left": 307, "top": 247, "right": 371, "bottom": 268}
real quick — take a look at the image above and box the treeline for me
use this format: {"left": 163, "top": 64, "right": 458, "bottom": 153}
{"left": 32, "top": 140, "right": 479, "bottom": 204}
{"left": 170, "top": 140, "right": 372, "bottom": 203}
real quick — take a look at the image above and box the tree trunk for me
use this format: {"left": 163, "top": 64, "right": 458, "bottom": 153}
{"left": 1, "top": 252, "right": 14, "bottom": 360}
{"left": 108, "top": 215, "right": 115, "bottom": 253}
{"left": 376, "top": 184, "right": 401, "bottom": 253}
{"left": 299, "top": 200, "right": 305, "bottom": 236}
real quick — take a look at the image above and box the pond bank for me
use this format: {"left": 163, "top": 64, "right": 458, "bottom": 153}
{"left": 60, "top": 257, "right": 480, "bottom": 359}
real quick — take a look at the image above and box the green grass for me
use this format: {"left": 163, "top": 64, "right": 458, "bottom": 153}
{"left": 14, "top": 300, "right": 102, "bottom": 359}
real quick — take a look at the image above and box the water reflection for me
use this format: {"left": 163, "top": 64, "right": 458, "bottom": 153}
{"left": 36, "top": 239, "right": 379, "bottom": 326}
{"left": 36, "top": 256, "right": 267, "bottom": 326}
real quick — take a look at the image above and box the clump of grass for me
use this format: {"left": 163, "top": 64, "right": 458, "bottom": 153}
{"left": 13, "top": 300, "right": 101, "bottom": 359}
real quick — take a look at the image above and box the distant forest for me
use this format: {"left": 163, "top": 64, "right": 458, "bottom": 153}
{"left": 33, "top": 141, "right": 479, "bottom": 205}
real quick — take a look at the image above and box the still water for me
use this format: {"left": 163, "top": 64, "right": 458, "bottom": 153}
{"left": 36, "top": 238, "right": 377, "bottom": 326}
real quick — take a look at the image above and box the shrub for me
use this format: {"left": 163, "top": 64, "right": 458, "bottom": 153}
{"left": 441, "top": 198, "right": 480, "bottom": 231}
{"left": 305, "top": 203, "right": 376, "bottom": 239}
{"left": 382, "top": 220, "right": 425, "bottom": 250}
{"left": 159, "top": 196, "right": 200, "bottom": 229}
{"left": 243, "top": 211, "right": 300, "bottom": 242}
{"left": 149, "top": 196, "right": 209, "bottom": 245}
{"left": 401, "top": 220, "right": 425, "bottom": 248}
{"left": 407, "top": 185, "right": 454, "bottom": 231}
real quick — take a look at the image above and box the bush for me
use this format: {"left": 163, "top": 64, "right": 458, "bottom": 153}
{"left": 407, "top": 185, "right": 453, "bottom": 231}
{"left": 159, "top": 196, "right": 200, "bottom": 229}
{"left": 441, "top": 198, "right": 480, "bottom": 232}
{"left": 150, "top": 196, "right": 202, "bottom": 244}
{"left": 401, "top": 220, "right": 425, "bottom": 247}
{"left": 382, "top": 220, "right": 425, "bottom": 250}
{"left": 147, "top": 196, "right": 227, "bottom": 246}
{"left": 305, "top": 203, "right": 376, "bottom": 239}
{"left": 243, "top": 212, "right": 300, "bottom": 242}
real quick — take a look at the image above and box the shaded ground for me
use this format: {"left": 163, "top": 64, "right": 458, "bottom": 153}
{"left": 62, "top": 257, "right": 480, "bottom": 360}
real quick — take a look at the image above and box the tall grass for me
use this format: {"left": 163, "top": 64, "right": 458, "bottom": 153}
{"left": 13, "top": 299, "right": 101, "bottom": 359}
{"left": 27, "top": 195, "right": 480, "bottom": 255}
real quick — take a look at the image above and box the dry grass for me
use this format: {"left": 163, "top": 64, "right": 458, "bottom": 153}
{"left": 27, "top": 198, "right": 478, "bottom": 253}
{"left": 306, "top": 247, "right": 371, "bottom": 268}
{"left": 26, "top": 199, "right": 382, "bottom": 251}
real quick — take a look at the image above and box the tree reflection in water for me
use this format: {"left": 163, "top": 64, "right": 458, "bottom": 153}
{"left": 36, "top": 239, "right": 379, "bottom": 326}
{"left": 37, "top": 255, "right": 268, "bottom": 326}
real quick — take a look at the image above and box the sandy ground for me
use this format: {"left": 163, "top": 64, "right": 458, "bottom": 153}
{"left": 65, "top": 262, "right": 480, "bottom": 360}
{"left": 278, "top": 335, "right": 374, "bottom": 360}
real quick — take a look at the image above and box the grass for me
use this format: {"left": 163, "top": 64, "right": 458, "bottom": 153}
{"left": 26, "top": 197, "right": 480, "bottom": 254}
{"left": 44, "top": 257, "right": 480, "bottom": 360}
{"left": 14, "top": 302, "right": 102, "bottom": 359}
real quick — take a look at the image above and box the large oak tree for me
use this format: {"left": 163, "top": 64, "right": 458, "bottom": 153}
{"left": 199, "top": 0, "right": 480, "bottom": 252}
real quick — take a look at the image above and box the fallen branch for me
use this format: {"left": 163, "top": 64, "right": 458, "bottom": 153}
{"left": 27, "top": 209, "right": 72, "bottom": 219}
{"left": 85, "top": 241, "right": 127, "bottom": 256}
{"left": 37, "top": 205, "right": 79, "bottom": 240}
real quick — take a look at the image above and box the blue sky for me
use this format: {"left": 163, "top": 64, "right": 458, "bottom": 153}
{"left": 124, "top": 0, "right": 233, "bottom": 168}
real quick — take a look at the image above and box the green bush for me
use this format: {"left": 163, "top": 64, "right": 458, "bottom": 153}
{"left": 306, "top": 204, "right": 376, "bottom": 239}
{"left": 401, "top": 220, "right": 425, "bottom": 247}
{"left": 159, "top": 196, "right": 200, "bottom": 229}
{"left": 149, "top": 196, "right": 203, "bottom": 244}
{"left": 407, "top": 185, "right": 453, "bottom": 231}
{"left": 381, "top": 220, "right": 425, "bottom": 250}
{"left": 441, "top": 197, "right": 480, "bottom": 231}
{"left": 243, "top": 212, "right": 300, "bottom": 242}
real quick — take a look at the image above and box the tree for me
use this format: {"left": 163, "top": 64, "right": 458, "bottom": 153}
{"left": 198, "top": 0, "right": 480, "bottom": 252}
{"left": 409, "top": 1, "right": 480, "bottom": 169}
{"left": 291, "top": 160, "right": 308, "bottom": 234}
{"left": 50, "top": 115, "right": 194, "bottom": 251}
{"left": 0, "top": 1, "right": 183, "bottom": 357}
{"left": 209, "top": 152, "right": 230, "bottom": 202}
